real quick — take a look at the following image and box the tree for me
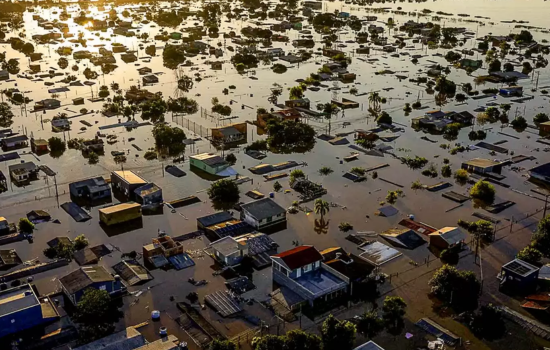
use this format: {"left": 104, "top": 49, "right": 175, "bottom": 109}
{"left": 533, "top": 215, "right": 550, "bottom": 257}
{"left": 141, "top": 99, "right": 167, "bottom": 123}
{"left": 254, "top": 335, "right": 287, "bottom": 350}
{"left": 469, "top": 304, "right": 505, "bottom": 340}
{"left": 462, "top": 82, "right": 473, "bottom": 94}
{"left": 534, "top": 113, "right": 550, "bottom": 124}
{"left": 511, "top": 116, "right": 528, "bottom": 130}
{"left": 517, "top": 246, "right": 543, "bottom": 266}
{"left": 48, "top": 137, "right": 67, "bottom": 154}
{"left": 286, "top": 330, "right": 322, "bottom": 350}
{"left": 289, "top": 85, "right": 304, "bottom": 100}
{"left": 356, "top": 311, "right": 384, "bottom": 338}
{"left": 266, "top": 119, "right": 316, "bottom": 153}
{"left": 152, "top": 124, "right": 186, "bottom": 156}
{"left": 338, "top": 222, "right": 353, "bottom": 233}
{"left": 314, "top": 199, "right": 330, "bottom": 220}
{"left": 368, "top": 92, "right": 381, "bottom": 109}
{"left": 18, "top": 218, "right": 34, "bottom": 233}
{"left": 273, "top": 181, "right": 282, "bottom": 192}
{"left": 382, "top": 296, "right": 407, "bottom": 330}
{"left": 319, "top": 166, "right": 333, "bottom": 176}
{"left": 209, "top": 339, "right": 237, "bottom": 350}
{"left": 488, "top": 59, "right": 501, "bottom": 72}
{"left": 503, "top": 62, "right": 514, "bottom": 72}
{"left": 0, "top": 102, "right": 14, "bottom": 127}
{"left": 321, "top": 315, "right": 356, "bottom": 350}
{"left": 289, "top": 169, "right": 305, "bottom": 184}
{"left": 454, "top": 169, "right": 469, "bottom": 185}
{"left": 225, "top": 153, "right": 237, "bottom": 165}
{"left": 376, "top": 111, "right": 392, "bottom": 125}
{"left": 22, "top": 42, "right": 34, "bottom": 56}
{"left": 145, "top": 44, "right": 156, "bottom": 56}
{"left": 73, "top": 288, "right": 122, "bottom": 343}
{"left": 469, "top": 180, "right": 496, "bottom": 205}
{"left": 386, "top": 189, "right": 403, "bottom": 204}
{"left": 441, "top": 164, "right": 452, "bottom": 177}
{"left": 429, "top": 264, "right": 480, "bottom": 311}
{"left": 208, "top": 179, "right": 240, "bottom": 205}
{"left": 74, "top": 234, "right": 89, "bottom": 251}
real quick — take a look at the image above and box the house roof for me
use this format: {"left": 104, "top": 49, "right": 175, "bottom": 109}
{"left": 190, "top": 153, "right": 228, "bottom": 166}
{"left": 3, "top": 135, "right": 29, "bottom": 144}
{"left": 70, "top": 177, "right": 110, "bottom": 193}
{"left": 0, "top": 249, "right": 22, "bottom": 266}
{"left": 112, "top": 171, "right": 147, "bottom": 185}
{"left": 197, "top": 211, "right": 234, "bottom": 228}
{"left": 134, "top": 183, "right": 162, "bottom": 197}
{"left": 354, "top": 341, "right": 385, "bottom": 350}
{"left": 59, "top": 266, "right": 114, "bottom": 295}
{"left": 429, "top": 227, "right": 467, "bottom": 245}
{"left": 502, "top": 259, "right": 539, "bottom": 277}
{"left": 74, "top": 247, "right": 99, "bottom": 266}
{"left": 240, "top": 198, "right": 285, "bottom": 221}
{"left": 0, "top": 284, "right": 39, "bottom": 318}
{"left": 210, "top": 236, "right": 241, "bottom": 256}
{"left": 99, "top": 202, "right": 141, "bottom": 215}
{"left": 530, "top": 162, "right": 550, "bottom": 177}
{"left": 134, "top": 335, "right": 180, "bottom": 350}
{"left": 8, "top": 162, "right": 37, "bottom": 174}
{"left": 463, "top": 158, "right": 500, "bottom": 168}
{"left": 272, "top": 245, "right": 322, "bottom": 270}
{"left": 72, "top": 327, "right": 146, "bottom": 350}
{"left": 112, "top": 260, "right": 153, "bottom": 286}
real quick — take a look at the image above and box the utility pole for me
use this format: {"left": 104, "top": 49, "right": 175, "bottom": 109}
{"left": 544, "top": 193, "right": 549, "bottom": 218}
{"left": 54, "top": 175, "right": 59, "bottom": 208}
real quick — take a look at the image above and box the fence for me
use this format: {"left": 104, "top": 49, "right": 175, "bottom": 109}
{"left": 172, "top": 114, "right": 211, "bottom": 139}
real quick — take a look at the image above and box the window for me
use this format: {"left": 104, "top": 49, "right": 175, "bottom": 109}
{"left": 303, "top": 264, "right": 312, "bottom": 273}
{"left": 267, "top": 217, "right": 272, "bottom": 223}
{"left": 99, "top": 285, "right": 107, "bottom": 291}
{"left": 296, "top": 268, "right": 302, "bottom": 278}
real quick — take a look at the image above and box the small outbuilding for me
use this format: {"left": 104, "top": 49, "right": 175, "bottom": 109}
{"left": 209, "top": 236, "right": 248, "bottom": 266}
{"left": 110, "top": 170, "right": 148, "bottom": 198}
{"left": 99, "top": 202, "right": 142, "bottom": 226}
{"left": 70, "top": 177, "right": 111, "bottom": 201}
{"left": 461, "top": 158, "right": 502, "bottom": 175}
{"left": 499, "top": 258, "right": 540, "bottom": 294}
{"left": 134, "top": 183, "right": 163, "bottom": 208}
{"left": 429, "top": 227, "right": 467, "bottom": 250}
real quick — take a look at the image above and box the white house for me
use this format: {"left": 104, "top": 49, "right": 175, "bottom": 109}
{"left": 240, "top": 198, "right": 286, "bottom": 230}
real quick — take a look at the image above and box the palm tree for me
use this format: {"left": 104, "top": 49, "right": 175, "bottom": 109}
{"left": 314, "top": 199, "right": 330, "bottom": 220}
{"left": 368, "top": 92, "right": 381, "bottom": 109}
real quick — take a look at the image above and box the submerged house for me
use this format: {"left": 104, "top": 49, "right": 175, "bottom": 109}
{"left": 189, "top": 153, "right": 233, "bottom": 176}
{"left": 461, "top": 158, "right": 503, "bottom": 175}
{"left": 110, "top": 171, "right": 148, "bottom": 198}
{"left": 69, "top": 177, "right": 111, "bottom": 201}
{"left": 240, "top": 198, "right": 286, "bottom": 231}
{"left": 8, "top": 162, "right": 39, "bottom": 183}
{"left": 0, "top": 284, "right": 59, "bottom": 338}
{"left": 134, "top": 183, "right": 163, "bottom": 208}
{"left": 59, "top": 266, "right": 124, "bottom": 305}
{"left": 209, "top": 236, "right": 248, "bottom": 266}
{"left": 271, "top": 245, "right": 349, "bottom": 307}
{"left": 529, "top": 162, "right": 550, "bottom": 184}
{"left": 211, "top": 122, "right": 247, "bottom": 144}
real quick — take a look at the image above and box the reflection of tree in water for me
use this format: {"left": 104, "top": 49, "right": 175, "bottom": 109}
{"left": 314, "top": 218, "right": 329, "bottom": 235}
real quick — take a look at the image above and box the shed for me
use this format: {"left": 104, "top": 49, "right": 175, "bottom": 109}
{"left": 529, "top": 162, "right": 550, "bottom": 184}
{"left": 499, "top": 259, "right": 540, "bottom": 294}
{"left": 461, "top": 158, "right": 502, "bottom": 175}
{"left": 429, "top": 227, "right": 467, "bottom": 250}
{"left": 112, "top": 260, "right": 153, "bottom": 285}
{"left": 380, "top": 228, "right": 425, "bottom": 249}
{"left": 189, "top": 153, "right": 230, "bottom": 176}
{"left": 197, "top": 211, "right": 234, "bottom": 230}
{"left": 99, "top": 202, "right": 142, "bottom": 226}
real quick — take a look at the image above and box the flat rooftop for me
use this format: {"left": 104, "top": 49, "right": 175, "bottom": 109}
{"left": 0, "top": 284, "right": 39, "bottom": 318}
{"left": 463, "top": 158, "right": 500, "bottom": 168}
{"left": 99, "top": 202, "right": 141, "bottom": 215}
{"left": 293, "top": 269, "right": 347, "bottom": 297}
{"left": 112, "top": 170, "right": 148, "bottom": 185}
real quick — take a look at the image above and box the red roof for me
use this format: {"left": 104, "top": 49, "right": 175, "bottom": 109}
{"left": 273, "top": 245, "right": 322, "bottom": 270}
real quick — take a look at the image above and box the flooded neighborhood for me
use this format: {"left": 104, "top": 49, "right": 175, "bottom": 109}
{"left": 2, "top": 0, "right": 550, "bottom": 349}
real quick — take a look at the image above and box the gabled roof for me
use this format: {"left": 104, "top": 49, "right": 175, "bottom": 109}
{"left": 210, "top": 236, "right": 241, "bottom": 256}
{"left": 429, "top": 227, "right": 467, "bottom": 245}
{"left": 59, "top": 266, "right": 114, "bottom": 295}
{"left": 72, "top": 327, "right": 145, "bottom": 350}
{"left": 240, "top": 198, "right": 285, "bottom": 221}
{"left": 272, "top": 245, "right": 322, "bottom": 270}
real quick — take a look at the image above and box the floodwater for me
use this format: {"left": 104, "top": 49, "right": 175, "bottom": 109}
{"left": 1, "top": 0, "right": 550, "bottom": 349}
